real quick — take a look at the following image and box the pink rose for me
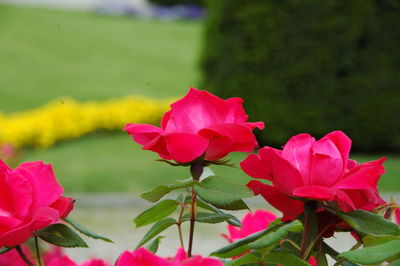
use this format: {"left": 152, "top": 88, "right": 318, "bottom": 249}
{"left": 0, "top": 160, "right": 75, "bottom": 247}
{"left": 44, "top": 247, "right": 109, "bottom": 266}
{"left": 222, "top": 210, "right": 277, "bottom": 243}
{"left": 242, "top": 131, "right": 385, "bottom": 221}
{"left": 171, "top": 248, "right": 223, "bottom": 266}
{"left": 125, "top": 88, "right": 264, "bottom": 163}
{"left": 115, "top": 248, "right": 170, "bottom": 266}
{"left": 115, "top": 247, "right": 222, "bottom": 266}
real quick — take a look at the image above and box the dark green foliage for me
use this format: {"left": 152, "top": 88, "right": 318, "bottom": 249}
{"left": 201, "top": 0, "right": 400, "bottom": 151}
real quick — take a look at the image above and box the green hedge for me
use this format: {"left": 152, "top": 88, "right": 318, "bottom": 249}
{"left": 201, "top": 0, "right": 400, "bottom": 151}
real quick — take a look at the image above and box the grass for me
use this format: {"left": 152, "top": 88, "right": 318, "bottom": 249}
{"left": 2, "top": 5, "right": 400, "bottom": 193}
{"left": 0, "top": 4, "right": 202, "bottom": 112}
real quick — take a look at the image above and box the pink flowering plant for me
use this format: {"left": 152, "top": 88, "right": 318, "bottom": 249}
{"left": 1, "top": 88, "right": 400, "bottom": 265}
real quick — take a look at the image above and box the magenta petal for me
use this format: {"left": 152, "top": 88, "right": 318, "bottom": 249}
{"left": 81, "top": 259, "right": 109, "bottom": 266}
{"left": 116, "top": 248, "right": 170, "bottom": 266}
{"left": 5, "top": 170, "right": 33, "bottom": 219}
{"left": 17, "top": 161, "right": 63, "bottom": 209}
{"left": 50, "top": 196, "right": 75, "bottom": 218}
{"left": 0, "top": 216, "right": 22, "bottom": 235}
{"left": 165, "top": 133, "right": 209, "bottom": 163}
{"left": 322, "top": 131, "right": 352, "bottom": 169}
{"left": 240, "top": 210, "right": 277, "bottom": 236}
{"left": 173, "top": 248, "right": 188, "bottom": 262}
{"left": 166, "top": 88, "right": 249, "bottom": 133}
{"left": 261, "top": 147, "right": 304, "bottom": 195}
{"left": 310, "top": 138, "right": 343, "bottom": 187}
{"left": 31, "top": 207, "right": 60, "bottom": 230}
{"left": 200, "top": 124, "right": 255, "bottom": 143}
{"left": 334, "top": 158, "right": 385, "bottom": 190}
{"left": 334, "top": 190, "right": 356, "bottom": 211}
{"left": 240, "top": 153, "right": 272, "bottom": 180}
{"left": 247, "top": 181, "right": 304, "bottom": 221}
{"left": 293, "top": 186, "right": 336, "bottom": 201}
{"left": 204, "top": 136, "right": 233, "bottom": 161}
{"left": 395, "top": 207, "right": 400, "bottom": 225}
{"left": 142, "top": 135, "right": 171, "bottom": 160}
{"left": 0, "top": 221, "right": 33, "bottom": 246}
{"left": 124, "top": 124, "right": 163, "bottom": 145}
{"left": 282, "top": 133, "right": 314, "bottom": 182}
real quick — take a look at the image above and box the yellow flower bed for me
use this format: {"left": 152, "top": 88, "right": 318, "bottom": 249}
{"left": 0, "top": 96, "right": 173, "bottom": 148}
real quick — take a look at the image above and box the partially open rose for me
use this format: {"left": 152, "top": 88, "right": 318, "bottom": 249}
{"left": 242, "top": 131, "right": 385, "bottom": 220}
{"left": 125, "top": 88, "right": 264, "bottom": 163}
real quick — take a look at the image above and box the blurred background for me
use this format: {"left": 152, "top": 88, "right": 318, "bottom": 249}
{"left": 0, "top": 0, "right": 399, "bottom": 263}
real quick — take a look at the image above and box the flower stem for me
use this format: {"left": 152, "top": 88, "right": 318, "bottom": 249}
{"left": 177, "top": 203, "right": 185, "bottom": 249}
{"left": 187, "top": 187, "right": 197, "bottom": 257}
{"left": 34, "top": 236, "right": 43, "bottom": 266}
{"left": 187, "top": 161, "right": 204, "bottom": 257}
{"left": 15, "top": 245, "right": 34, "bottom": 266}
{"left": 300, "top": 201, "right": 317, "bottom": 259}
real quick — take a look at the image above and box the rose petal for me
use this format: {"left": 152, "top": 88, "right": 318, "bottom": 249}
{"left": 115, "top": 248, "right": 170, "bottom": 266}
{"left": 165, "top": 133, "right": 209, "bottom": 163}
{"left": 247, "top": 180, "right": 304, "bottom": 221}
{"left": 5, "top": 170, "right": 33, "bottom": 219}
{"left": 334, "top": 158, "right": 385, "bottom": 190}
{"left": 322, "top": 131, "right": 352, "bottom": 170}
{"left": 31, "top": 207, "right": 60, "bottom": 230}
{"left": 124, "top": 124, "right": 163, "bottom": 145}
{"left": 50, "top": 196, "right": 75, "bottom": 218}
{"left": 240, "top": 153, "right": 272, "bottom": 180}
{"left": 166, "top": 88, "right": 249, "bottom": 134}
{"left": 17, "top": 161, "right": 63, "bottom": 209}
{"left": 282, "top": 133, "right": 314, "bottom": 183}
{"left": 261, "top": 147, "right": 304, "bottom": 195}
{"left": 293, "top": 186, "right": 336, "bottom": 201}
{"left": 310, "top": 139, "right": 343, "bottom": 187}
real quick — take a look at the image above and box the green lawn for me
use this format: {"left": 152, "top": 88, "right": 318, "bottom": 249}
{"left": 0, "top": 4, "right": 201, "bottom": 112}
{"left": 1, "top": 5, "right": 399, "bottom": 193}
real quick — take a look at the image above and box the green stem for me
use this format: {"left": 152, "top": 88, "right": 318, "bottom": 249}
{"left": 187, "top": 187, "right": 197, "bottom": 257}
{"left": 34, "top": 236, "right": 43, "bottom": 266}
{"left": 176, "top": 203, "right": 185, "bottom": 249}
{"left": 187, "top": 160, "right": 203, "bottom": 257}
{"left": 300, "top": 201, "right": 317, "bottom": 259}
{"left": 15, "top": 245, "right": 34, "bottom": 266}
{"left": 303, "top": 219, "right": 338, "bottom": 259}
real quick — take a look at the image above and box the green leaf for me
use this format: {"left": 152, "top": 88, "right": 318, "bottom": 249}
{"left": 134, "top": 199, "right": 179, "bottom": 227}
{"left": 338, "top": 210, "right": 400, "bottom": 236}
{"left": 145, "top": 235, "right": 164, "bottom": 253}
{"left": 196, "top": 199, "right": 241, "bottom": 227}
{"left": 182, "top": 212, "right": 237, "bottom": 224}
{"left": 263, "top": 251, "right": 310, "bottom": 266}
{"left": 37, "top": 223, "right": 88, "bottom": 248}
{"left": 194, "top": 175, "right": 252, "bottom": 209}
{"left": 141, "top": 180, "right": 197, "bottom": 202}
{"left": 248, "top": 220, "right": 303, "bottom": 249}
{"left": 211, "top": 223, "right": 281, "bottom": 258}
{"left": 339, "top": 240, "right": 400, "bottom": 264}
{"left": 363, "top": 235, "right": 400, "bottom": 247}
{"left": 136, "top": 218, "right": 176, "bottom": 248}
{"left": 322, "top": 242, "right": 358, "bottom": 266}
{"left": 0, "top": 247, "right": 13, "bottom": 255}
{"left": 225, "top": 252, "right": 261, "bottom": 266}
{"left": 63, "top": 217, "right": 113, "bottom": 243}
